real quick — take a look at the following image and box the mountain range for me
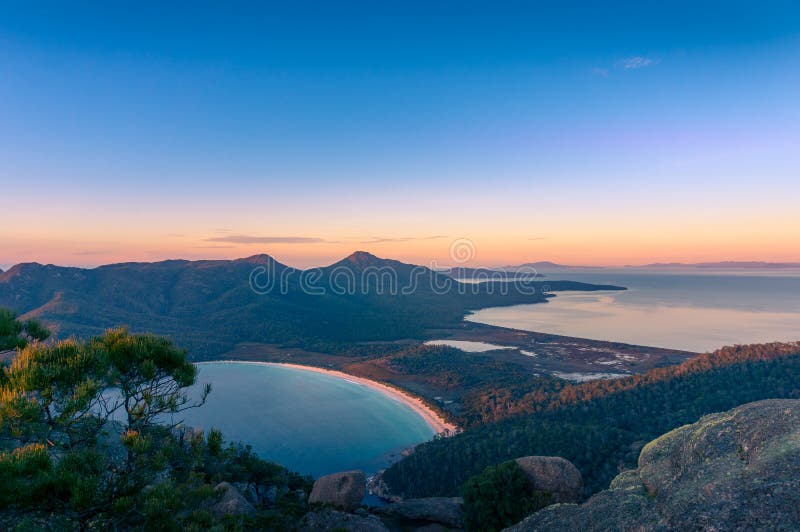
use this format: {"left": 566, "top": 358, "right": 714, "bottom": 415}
{"left": 0, "top": 251, "right": 621, "bottom": 357}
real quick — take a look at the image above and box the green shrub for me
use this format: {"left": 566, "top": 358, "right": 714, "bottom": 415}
{"left": 0, "top": 310, "right": 313, "bottom": 529}
{"left": 462, "top": 460, "right": 552, "bottom": 532}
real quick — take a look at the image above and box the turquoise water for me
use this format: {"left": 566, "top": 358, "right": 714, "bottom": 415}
{"left": 468, "top": 272, "right": 800, "bottom": 353}
{"left": 177, "top": 362, "right": 435, "bottom": 478}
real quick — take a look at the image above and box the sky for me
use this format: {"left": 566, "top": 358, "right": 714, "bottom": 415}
{"left": 1, "top": 1, "right": 799, "bottom": 269}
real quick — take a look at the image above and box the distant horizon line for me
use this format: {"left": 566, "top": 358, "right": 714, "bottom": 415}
{"left": 3, "top": 252, "right": 800, "bottom": 274}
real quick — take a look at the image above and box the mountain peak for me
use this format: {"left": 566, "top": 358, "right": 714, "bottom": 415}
{"left": 332, "top": 251, "right": 398, "bottom": 269}
{"left": 237, "top": 254, "right": 280, "bottom": 266}
{"left": 324, "top": 251, "right": 429, "bottom": 276}
{"left": 0, "top": 262, "right": 45, "bottom": 280}
{"left": 340, "top": 251, "right": 387, "bottom": 267}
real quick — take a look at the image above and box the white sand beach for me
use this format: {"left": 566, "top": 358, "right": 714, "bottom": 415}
{"left": 197, "top": 360, "right": 457, "bottom": 435}
{"left": 270, "top": 363, "right": 458, "bottom": 435}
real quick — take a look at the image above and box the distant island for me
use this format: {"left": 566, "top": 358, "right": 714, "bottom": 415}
{"left": 503, "top": 261, "right": 603, "bottom": 272}
{"left": 635, "top": 261, "right": 800, "bottom": 270}
{"left": 497, "top": 260, "right": 800, "bottom": 272}
{"left": 440, "top": 266, "right": 545, "bottom": 279}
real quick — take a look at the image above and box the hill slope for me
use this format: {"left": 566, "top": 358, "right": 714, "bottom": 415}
{"left": 380, "top": 342, "right": 800, "bottom": 498}
{"left": 0, "top": 252, "right": 622, "bottom": 356}
{"left": 508, "top": 399, "right": 800, "bottom": 531}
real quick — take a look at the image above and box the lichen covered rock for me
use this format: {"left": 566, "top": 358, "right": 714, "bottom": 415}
{"left": 506, "top": 399, "right": 800, "bottom": 531}
{"left": 309, "top": 470, "right": 367, "bottom": 512}
{"left": 211, "top": 482, "right": 256, "bottom": 518}
{"left": 513, "top": 456, "right": 583, "bottom": 503}
{"left": 299, "top": 509, "right": 389, "bottom": 531}
{"left": 376, "top": 497, "right": 464, "bottom": 528}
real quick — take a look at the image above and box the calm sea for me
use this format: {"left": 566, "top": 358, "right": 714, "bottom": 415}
{"left": 467, "top": 272, "right": 800, "bottom": 353}
{"left": 179, "top": 362, "right": 434, "bottom": 478}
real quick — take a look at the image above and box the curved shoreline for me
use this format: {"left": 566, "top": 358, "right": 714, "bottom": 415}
{"left": 196, "top": 360, "right": 458, "bottom": 436}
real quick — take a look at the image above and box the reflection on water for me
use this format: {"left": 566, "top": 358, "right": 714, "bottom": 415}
{"left": 467, "top": 273, "right": 800, "bottom": 353}
{"left": 424, "top": 339, "right": 514, "bottom": 352}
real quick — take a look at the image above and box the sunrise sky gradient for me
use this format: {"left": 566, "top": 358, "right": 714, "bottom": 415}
{"left": 2, "top": 2, "right": 799, "bottom": 269}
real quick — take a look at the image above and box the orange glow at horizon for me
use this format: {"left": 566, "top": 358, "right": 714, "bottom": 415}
{"left": 3, "top": 224, "right": 800, "bottom": 270}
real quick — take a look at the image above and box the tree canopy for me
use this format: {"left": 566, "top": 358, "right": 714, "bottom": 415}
{"left": 462, "top": 460, "right": 552, "bottom": 532}
{"left": 0, "top": 309, "right": 310, "bottom": 530}
{"left": 0, "top": 309, "right": 49, "bottom": 353}
{"left": 383, "top": 342, "right": 800, "bottom": 499}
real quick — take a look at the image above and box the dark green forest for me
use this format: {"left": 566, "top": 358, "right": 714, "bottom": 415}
{"left": 462, "top": 460, "right": 552, "bottom": 532}
{"left": 382, "top": 342, "right": 800, "bottom": 498}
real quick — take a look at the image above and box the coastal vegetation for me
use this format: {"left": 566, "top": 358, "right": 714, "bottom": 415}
{"left": 462, "top": 460, "right": 552, "bottom": 532}
{"left": 0, "top": 310, "right": 311, "bottom": 530}
{"left": 0, "top": 308, "right": 50, "bottom": 352}
{"left": 378, "top": 344, "right": 560, "bottom": 424}
{"left": 382, "top": 341, "right": 800, "bottom": 498}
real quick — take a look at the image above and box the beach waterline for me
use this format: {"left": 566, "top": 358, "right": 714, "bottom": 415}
{"left": 178, "top": 361, "right": 454, "bottom": 478}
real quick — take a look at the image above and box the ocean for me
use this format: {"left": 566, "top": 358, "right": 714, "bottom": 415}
{"left": 467, "top": 271, "right": 800, "bottom": 353}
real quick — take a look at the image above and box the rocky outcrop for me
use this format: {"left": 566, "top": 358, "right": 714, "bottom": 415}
{"left": 367, "top": 470, "right": 402, "bottom": 502}
{"left": 299, "top": 509, "right": 389, "bottom": 531}
{"left": 513, "top": 456, "right": 583, "bottom": 503}
{"left": 309, "top": 470, "right": 366, "bottom": 512}
{"left": 233, "top": 481, "right": 258, "bottom": 505}
{"left": 506, "top": 399, "right": 800, "bottom": 531}
{"left": 375, "top": 497, "right": 464, "bottom": 528}
{"left": 211, "top": 482, "right": 256, "bottom": 518}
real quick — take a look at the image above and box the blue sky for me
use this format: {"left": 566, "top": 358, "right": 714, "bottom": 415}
{"left": 1, "top": 1, "right": 799, "bottom": 267}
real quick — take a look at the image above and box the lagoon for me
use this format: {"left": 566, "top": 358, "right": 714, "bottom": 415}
{"left": 424, "top": 339, "right": 514, "bottom": 352}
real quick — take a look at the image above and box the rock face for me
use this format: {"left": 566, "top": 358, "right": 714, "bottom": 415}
{"left": 513, "top": 456, "right": 583, "bottom": 503}
{"left": 367, "top": 470, "right": 402, "bottom": 502}
{"left": 376, "top": 497, "right": 464, "bottom": 528}
{"left": 309, "top": 470, "right": 367, "bottom": 512}
{"left": 506, "top": 399, "right": 800, "bottom": 531}
{"left": 211, "top": 482, "right": 256, "bottom": 518}
{"left": 299, "top": 509, "right": 389, "bottom": 531}
{"left": 233, "top": 481, "right": 258, "bottom": 505}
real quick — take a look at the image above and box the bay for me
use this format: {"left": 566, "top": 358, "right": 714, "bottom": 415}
{"left": 176, "top": 362, "right": 435, "bottom": 478}
{"left": 467, "top": 272, "right": 800, "bottom": 353}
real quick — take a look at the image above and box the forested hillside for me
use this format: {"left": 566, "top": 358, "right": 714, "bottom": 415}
{"left": 0, "top": 252, "right": 621, "bottom": 356}
{"left": 381, "top": 342, "right": 800, "bottom": 498}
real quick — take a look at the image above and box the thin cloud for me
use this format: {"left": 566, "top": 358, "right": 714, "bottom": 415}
{"left": 591, "top": 67, "right": 609, "bottom": 77}
{"left": 617, "top": 56, "right": 657, "bottom": 70}
{"left": 206, "top": 235, "right": 335, "bottom": 244}
{"left": 528, "top": 237, "right": 548, "bottom": 241}
{"left": 73, "top": 250, "right": 107, "bottom": 256}
{"left": 359, "top": 235, "right": 448, "bottom": 244}
{"left": 194, "top": 245, "right": 236, "bottom": 249}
